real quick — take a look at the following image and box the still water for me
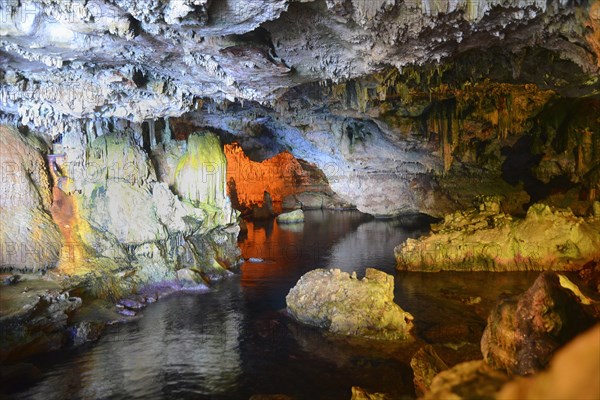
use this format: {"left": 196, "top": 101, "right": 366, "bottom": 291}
{"left": 11, "top": 211, "right": 539, "bottom": 400}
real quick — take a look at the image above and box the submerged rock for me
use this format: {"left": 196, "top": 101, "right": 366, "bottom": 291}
{"left": 69, "top": 321, "right": 105, "bottom": 347}
{"left": 276, "top": 209, "right": 304, "bottom": 224}
{"left": 285, "top": 268, "right": 414, "bottom": 340}
{"left": 481, "top": 271, "right": 597, "bottom": 375}
{"left": 421, "top": 360, "right": 509, "bottom": 400}
{"left": 350, "top": 386, "right": 392, "bottom": 400}
{"left": 410, "top": 345, "right": 449, "bottom": 397}
{"left": 396, "top": 199, "right": 600, "bottom": 271}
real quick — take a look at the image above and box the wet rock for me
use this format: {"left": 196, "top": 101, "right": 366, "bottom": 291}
{"left": 421, "top": 360, "right": 509, "bottom": 400}
{"left": 410, "top": 345, "right": 449, "bottom": 397}
{"left": 396, "top": 199, "right": 600, "bottom": 271}
{"left": 577, "top": 261, "right": 600, "bottom": 296}
{"left": 69, "top": 321, "right": 105, "bottom": 346}
{"left": 3, "top": 275, "right": 21, "bottom": 285}
{"left": 0, "top": 289, "right": 82, "bottom": 362}
{"left": 176, "top": 268, "right": 202, "bottom": 285}
{"left": 496, "top": 324, "right": 600, "bottom": 400}
{"left": 481, "top": 272, "right": 597, "bottom": 375}
{"left": 117, "top": 309, "right": 136, "bottom": 317}
{"left": 118, "top": 299, "right": 145, "bottom": 310}
{"left": 350, "top": 386, "right": 392, "bottom": 400}
{"left": 286, "top": 268, "right": 414, "bottom": 340}
{"left": 276, "top": 210, "right": 304, "bottom": 224}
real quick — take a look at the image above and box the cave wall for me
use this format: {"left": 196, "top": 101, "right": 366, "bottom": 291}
{"left": 1, "top": 120, "right": 241, "bottom": 297}
{"left": 0, "top": 125, "right": 62, "bottom": 271}
{"left": 0, "top": 0, "right": 598, "bottom": 219}
{"left": 224, "top": 142, "right": 331, "bottom": 211}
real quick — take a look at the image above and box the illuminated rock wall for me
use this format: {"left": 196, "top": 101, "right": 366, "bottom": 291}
{"left": 224, "top": 143, "right": 328, "bottom": 209}
{"left": 0, "top": 125, "right": 62, "bottom": 271}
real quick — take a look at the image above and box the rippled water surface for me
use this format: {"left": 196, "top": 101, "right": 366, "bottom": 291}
{"left": 12, "top": 211, "right": 539, "bottom": 399}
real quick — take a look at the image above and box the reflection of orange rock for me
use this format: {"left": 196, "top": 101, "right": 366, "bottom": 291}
{"left": 224, "top": 143, "right": 327, "bottom": 208}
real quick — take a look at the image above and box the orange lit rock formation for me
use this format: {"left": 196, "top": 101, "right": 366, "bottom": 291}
{"left": 224, "top": 143, "right": 327, "bottom": 209}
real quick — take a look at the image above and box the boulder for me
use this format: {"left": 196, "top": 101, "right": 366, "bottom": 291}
{"left": 396, "top": 199, "right": 600, "bottom": 271}
{"left": 481, "top": 271, "right": 597, "bottom": 375}
{"left": 276, "top": 209, "right": 304, "bottom": 224}
{"left": 496, "top": 324, "right": 600, "bottom": 400}
{"left": 286, "top": 268, "right": 414, "bottom": 340}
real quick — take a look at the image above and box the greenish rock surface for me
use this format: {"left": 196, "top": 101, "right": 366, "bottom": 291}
{"left": 396, "top": 198, "right": 600, "bottom": 271}
{"left": 276, "top": 209, "right": 304, "bottom": 224}
{"left": 175, "top": 132, "right": 228, "bottom": 208}
{"left": 286, "top": 268, "right": 414, "bottom": 340}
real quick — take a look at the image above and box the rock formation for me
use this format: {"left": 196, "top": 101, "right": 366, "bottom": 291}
{"left": 1, "top": 1, "right": 599, "bottom": 217}
{"left": 0, "top": 125, "right": 62, "bottom": 271}
{"left": 396, "top": 198, "right": 600, "bottom": 271}
{"left": 481, "top": 271, "right": 597, "bottom": 376}
{"left": 276, "top": 209, "right": 304, "bottom": 224}
{"left": 420, "top": 324, "right": 600, "bottom": 400}
{"left": 0, "top": 0, "right": 599, "bottom": 391}
{"left": 410, "top": 345, "right": 449, "bottom": 397}
{"left": 286, "top": 268, "right": 414, "bottom": 340}
{"left": 496, "top": 324, "right": 600, "bottom": 400}
{"left": 420, "top": 360, "right": 509, "bottom": 400}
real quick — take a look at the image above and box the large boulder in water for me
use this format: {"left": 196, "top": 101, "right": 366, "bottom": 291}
{"left": 276, "top": 209, "right": 304, "bottom": 224}
{"left": 481, "top": 271, "right": 597, "bottom": 375}
{"left": 285, "top": 268, "right": 414, "bottom": 340}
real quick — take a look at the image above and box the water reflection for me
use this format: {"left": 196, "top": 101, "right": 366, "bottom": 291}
{"left": 10, "top": 211, "right": 540, "bottom": 400}
{"left": 19, "top": 290, "right": 245, "bottom": 400}
{"left": 326, "top": 218, "right": 429, "bottom": 274}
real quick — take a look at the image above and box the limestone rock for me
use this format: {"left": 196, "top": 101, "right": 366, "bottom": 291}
{"left": 68, "top": 321, "right": 105, "bottom": 346}
{"left": 481, "top": 272, "right": 597, "bottom": 375}
{"left": 350, "top": 386, "right": 392, "bottom": 400}
{"left": 285, "top": 268, "right": 414, "bottom": 340}
{"left": 496, "top": 324, "right": 600, "bottom": 400}
{"left": 0, "top": 125, "right": 62, "bottom": 271}
{"left": 396, "top": 200, "right": 600, "bottom": 271}
{"left": 410, "top": 345, "right": 449, "bottom": 397}
{"left": 421, "top": 360, "right": 509, "bottom": 400}
{"left": 0, "top": 288, "right": 82, "bottom": 362}
{"left": 174, "top": 132, "right": 228, "bottom": 209}
{"left": 276, "top": 209, "right": 304, "bottom": 224}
